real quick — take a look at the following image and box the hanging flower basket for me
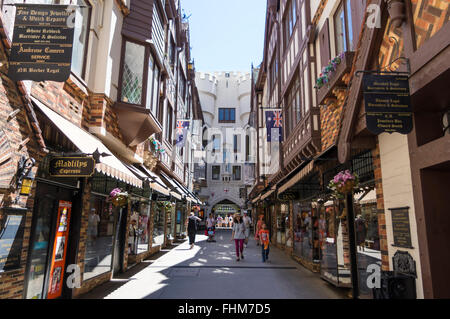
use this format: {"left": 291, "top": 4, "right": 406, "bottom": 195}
{"left": 107, "top": 188, "right": 129, "bottom": 208}
{"left": 328, "top": 170, "right": 359, "bottom": 199}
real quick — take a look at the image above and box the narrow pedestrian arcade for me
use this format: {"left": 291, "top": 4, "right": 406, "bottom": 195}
{"left": 79, "top": 230, "right": 346, "bottom": 299}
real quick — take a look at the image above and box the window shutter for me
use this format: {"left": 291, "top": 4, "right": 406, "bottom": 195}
{"left": 319, "top": 18, "right": 331, "bottom": 70}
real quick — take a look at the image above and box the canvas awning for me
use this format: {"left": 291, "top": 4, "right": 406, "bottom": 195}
{"left": 260, "top": 186, "right": 276, "bottom": 200}
{"left": 278, "top": 161, "right": 315, "bottom": 195}
{"left": 31, "top": 96, "right": 142, "bottom": 187}
{"left": 135, "top": 165, "right": 171, "bottom": 196}
{"left": 159, "top": 172, "right": 183, "bottom": 201}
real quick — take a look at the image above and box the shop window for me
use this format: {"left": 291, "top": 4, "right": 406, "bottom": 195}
{"left": 128, "top": 201, "right": 151, "bottom": 255}
{"left": 293, "top": 202, "right": 320, "bottom": 262}
{"left": 83, "top": 195, "right": 116, "bottom": 282}
{"left": 152, "top": 205, "right": 165, "bottom": 246}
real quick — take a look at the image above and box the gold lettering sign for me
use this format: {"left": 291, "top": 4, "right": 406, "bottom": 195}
{"left": 49, "top": 157, "right": 95, "bottom": 177}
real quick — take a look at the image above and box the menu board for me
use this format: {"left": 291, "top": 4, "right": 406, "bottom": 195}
{"left": 390, "top": 207, "right": 413, "bottom": 248}
{"left": 8, "top": 4, "right": 76, "bottom": 82}
{"left": 363, "top": 74, "right": 413, "bottom": 135}
{"left": 0, "top": 208, "right": 26, "bottom": 272}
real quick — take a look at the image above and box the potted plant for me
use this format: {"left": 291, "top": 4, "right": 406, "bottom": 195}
{"left": 328, "top": 170, "right": 359, "bottom": 199}
{"left": 107, "top": 188, "right": 129, "bottom": 208}
{"left": 387, "top": 0, "right": 406, "bottom": 28}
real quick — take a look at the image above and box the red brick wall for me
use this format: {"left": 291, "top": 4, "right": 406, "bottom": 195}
{"left": 0, "top": 39, "right": 44, "bottom": 299}
{"left": 411, "top": 0, "right": 449, "bottom": 49}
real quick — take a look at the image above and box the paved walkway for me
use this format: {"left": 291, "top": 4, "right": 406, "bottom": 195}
{"left": 79, "top": 229, "right": 346, "bottom": 299}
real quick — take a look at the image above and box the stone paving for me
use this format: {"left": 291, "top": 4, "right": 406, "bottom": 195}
{"left": 79, "top": 229, "right": 347, "bottom": 299}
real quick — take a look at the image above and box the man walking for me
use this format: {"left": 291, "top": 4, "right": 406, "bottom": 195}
{"left": 243, "top": 211, "right": 252, "bottom": 248}
{"left": 186, "top": 212, "right": 201, "bottom": 249}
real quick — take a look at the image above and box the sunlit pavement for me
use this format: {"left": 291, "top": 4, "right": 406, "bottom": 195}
{"left": 79, "top": 229, "right": 346, "bottom": 299}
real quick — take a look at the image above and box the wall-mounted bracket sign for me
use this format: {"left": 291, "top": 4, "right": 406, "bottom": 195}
{"left": 8, "top": 4, "right": 76, "bottom": 82}
{"left": 362, "top": 73, "right": 413, "bottom": 135}
{"left": 49, "top": 156, "right": 95, "bottom": 177}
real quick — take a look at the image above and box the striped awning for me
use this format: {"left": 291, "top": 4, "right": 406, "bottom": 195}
{"left": 32, "top": 96, "right": 142, "bottom": 187}
{"left": 278, "top": 161, "right": 315, "bottom": 195}
{"left": 261, "top": 186, "right": 276, "bottom": 200}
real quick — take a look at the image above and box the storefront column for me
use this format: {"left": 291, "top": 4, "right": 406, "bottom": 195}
{"left": 345, "top": 193, "right": 360, "bottom": 299}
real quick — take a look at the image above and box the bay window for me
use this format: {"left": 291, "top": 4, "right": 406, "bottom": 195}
{"left": 120, "top": 40, "right": 161, "bottom": 115}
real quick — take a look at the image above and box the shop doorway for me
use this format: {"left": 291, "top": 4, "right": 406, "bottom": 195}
{"left": 24, "top": 182, "right": 76, "bottom": 299}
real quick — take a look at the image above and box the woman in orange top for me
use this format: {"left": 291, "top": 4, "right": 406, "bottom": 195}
{"left": 254, "top": 214, "right": 264, "bottom": 245}
{"left": 258, "top": 223, "right": 270, "bottom": 262}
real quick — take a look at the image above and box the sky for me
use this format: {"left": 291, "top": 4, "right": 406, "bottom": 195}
{"left": 181, "top": 0, "right": 267, "bottom": 73}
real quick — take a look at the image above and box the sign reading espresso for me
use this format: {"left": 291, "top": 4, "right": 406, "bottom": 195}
{"left": 49, "top": 157, "right": 95, "bottom": 177}
{"left": 363, "top": 74, "right": 413, "bottom": 135}
{"left": 8, "top": 4, "right": 76, "bottom": 82}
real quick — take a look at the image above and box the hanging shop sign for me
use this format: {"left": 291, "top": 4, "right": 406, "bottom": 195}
{"left": 0, "top": 208, "right": 26, "bottom": 272}
{"left": 47, "top": 201, "right": 72, "bottom": 299}
{"left": 278, "top": 191, "right": 298, "bottom": 201}
{"left": 49, "top": 157, "right": 95, "bottom": 177}
{"left": 363, "top": 74, "right": 413, "bottom": 135}
{"left": 8, "top": 4, "right": 76, "bottom": 82}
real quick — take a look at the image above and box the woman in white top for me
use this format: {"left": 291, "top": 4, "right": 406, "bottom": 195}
{"left": 231, "top": 213, "right": 247, "bottom": 261}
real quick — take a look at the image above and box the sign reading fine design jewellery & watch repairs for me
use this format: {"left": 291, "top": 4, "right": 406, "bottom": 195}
{"left": 8, "top": 4, "right": 76, "bottom": 82}
{"left": 49, "top": 157, "right": 95, "bottom": 177}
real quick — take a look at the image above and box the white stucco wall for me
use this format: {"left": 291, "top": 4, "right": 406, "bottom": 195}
{"left": 196, "top": 71, "right": 253, "bottom": 213}
{"left": 379, "top": 132, "right": 424, "bottom": 299}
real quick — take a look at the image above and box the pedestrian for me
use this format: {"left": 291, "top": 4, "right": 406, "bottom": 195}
{"left": 231, "top": 213, "right": 247, "bottom": 261}
{"left": 259, "top": 223, "right": 270, "bottom": 262}
{"left": 186, "top": 212, "right": 201, "bottom": 249}
{"left": 254, "top": 214, "right": 264, "bottom": 246}
{"left": 206, "top": 213, "right": 216, "bottom": 242}
{"left": 228, "top": 214, "right": 234, "bottom": 228}
{"left": 217, "top": 215, "right": 223, "bottom": 228}
{"left": 242, "top": 211, "right": 252, "bottom": 247}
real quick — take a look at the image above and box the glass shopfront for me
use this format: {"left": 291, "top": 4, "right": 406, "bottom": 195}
{"left": 83, "top": 195, "right": 116, "bottom": 281}
{"left": 293, "top": 202, "right": 320, "bottom": 262}
{"left": 276, "top": 204, "right": 287, "bottom": 246}
{"left": 354, "top": 191, "right": 381, "bottom": 298}
{"left": 152, "top": 204, "right": 165, "bottom": 246}
{"left": 319, "top": 199, "right": 352, "bottom": 287}
{"left": 128, "top": 200, "right": 151, "bottom": 256}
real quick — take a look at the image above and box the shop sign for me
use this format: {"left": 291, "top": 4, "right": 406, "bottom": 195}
{"left": 278, "top": 191, "right": 298, "bottom": 201}
{"left": 0, "top": 208, "right": 26, "bottom": 272}
{"left": 8, "top": 4, "right": 76, "bottom": 82}
{"left": 363, "top": 74, "right": 413, "bottom": 134}
{"left": 49, "top": 157, "right": 95, "bottom": 177}
{"left": 390, "top": 207, "right": 413, "bottom": 249}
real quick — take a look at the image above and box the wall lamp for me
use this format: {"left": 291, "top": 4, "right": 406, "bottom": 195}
{"left": 14, "top": 156, "right": 36, "bottom": 203}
